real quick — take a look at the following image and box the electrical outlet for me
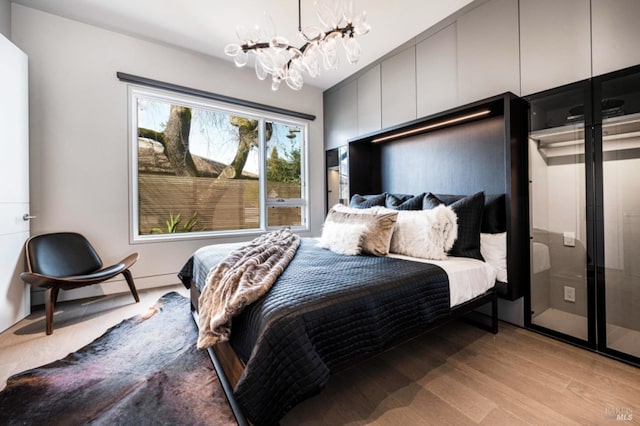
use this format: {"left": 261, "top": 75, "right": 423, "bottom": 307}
{"left": 564, "top": 286, "right": 576, "bottom": 303}
{"left": 563, "top": 232, "right": 576, "bottom": 247}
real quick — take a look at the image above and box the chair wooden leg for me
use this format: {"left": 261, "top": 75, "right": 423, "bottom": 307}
{"left": 45, "top": 287, "right": 60, "bottom": 335}
{"left": 122, "top": 269, "right": 140, "bottom": 303}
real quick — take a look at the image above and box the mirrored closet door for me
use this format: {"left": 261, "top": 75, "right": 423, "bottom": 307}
{"left": 527, "top": 65, "right": 640, "bottom": 366}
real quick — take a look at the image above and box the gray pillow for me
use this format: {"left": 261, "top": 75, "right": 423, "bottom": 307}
{"left": 422, "top": 192, "right": 444, "bottom": 210}
{"left": 349, "top": 193, "right": 386, "bottom": 208}
{"left": 386, "top": 193, "right": 425, "bottom": 210}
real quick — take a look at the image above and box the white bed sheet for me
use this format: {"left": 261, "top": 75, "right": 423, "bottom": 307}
{"left": 386, "top": 253, "right": 497, "bottom": 308}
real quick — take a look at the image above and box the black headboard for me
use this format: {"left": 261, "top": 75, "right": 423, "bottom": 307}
{"left": 346, "top": 92, "right": 529, "bottom": 301}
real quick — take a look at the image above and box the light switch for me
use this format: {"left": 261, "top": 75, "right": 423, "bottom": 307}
{"left": 563, "top": 232, "right": 576, "bottom": 247}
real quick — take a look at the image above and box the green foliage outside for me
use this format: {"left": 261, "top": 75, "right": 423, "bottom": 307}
{"left": 151, "top": 211, "right": 199, "bottom": 234}
{"left": 267, "top": 147, "right": 301, "bottom": 183}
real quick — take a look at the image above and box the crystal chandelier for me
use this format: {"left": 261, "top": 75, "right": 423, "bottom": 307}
{"left": 224, "top": 0, "right": 370, "bottom": 91}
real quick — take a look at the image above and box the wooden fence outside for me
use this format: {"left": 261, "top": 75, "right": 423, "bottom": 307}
{"left": 138, "top": 174, "right": 301, "bottom": 234}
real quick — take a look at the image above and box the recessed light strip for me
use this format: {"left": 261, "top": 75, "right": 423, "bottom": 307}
{"left": 372, "top": 109, "right": 492, "bottom": 143}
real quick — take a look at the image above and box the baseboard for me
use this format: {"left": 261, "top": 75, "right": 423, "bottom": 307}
{"left": 30, "top": 273, "right": 182, "bottom": 306}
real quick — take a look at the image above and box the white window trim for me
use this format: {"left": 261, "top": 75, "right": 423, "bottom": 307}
{"left": 127, "top": 85, "right": 309, "bottom": 243}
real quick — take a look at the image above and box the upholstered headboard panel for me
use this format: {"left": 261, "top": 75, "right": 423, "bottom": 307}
{"left": 380, "top": 116, "right": 506, "bottom": 196}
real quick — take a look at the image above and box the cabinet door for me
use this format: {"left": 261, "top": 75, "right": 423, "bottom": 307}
{"left": 416, "top": 23, "right": 457, "bottom": 117}
{"left": 324, "top": 80, "right": 357, "bottom": 150}
{"left": 592, "top": 0, "right": 640, "bottom": 76}
{"left": 457, "top": 0, "right": 520, "bottom": 104}
{"left": 520, "top": 0, "right": 590, "bottom": 96}
{"left": 381, "top": 46, "right": 416, "bottom": 128}
{"left": 357, "top": 64, "right": 381, "bottom": 136}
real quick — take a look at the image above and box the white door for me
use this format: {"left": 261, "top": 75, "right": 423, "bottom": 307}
{"left": 0, "top": 34, "right": 30, "bottom": 333}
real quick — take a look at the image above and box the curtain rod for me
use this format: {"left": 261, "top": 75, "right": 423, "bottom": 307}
{"left": 116, "top": 72, "right": 316, "bottom": 121}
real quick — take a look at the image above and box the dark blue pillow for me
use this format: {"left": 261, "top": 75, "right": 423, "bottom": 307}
{"left": 422, "top": 192, "right": 444, "bottom": 210}
{"left": 386, "top": 193, "right": 425, "bottom": 210}
{"left": 482, "top": 194, "right": 506, "bottom": 233}
{"left": 430, "top": 193, "right": 505, "bottom": 234}
{"left": 349, "top": 193, "right": 386, "bottom": 209}
{"left": 431, "top": 192, "right": 485, "bottom": 261}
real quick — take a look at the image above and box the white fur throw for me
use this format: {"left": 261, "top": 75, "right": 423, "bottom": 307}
{"left": 387, "top": 205, "right": 458, "bottom": 260}
{"left": 318, "top": 221, "right": 368, "bottom": 255}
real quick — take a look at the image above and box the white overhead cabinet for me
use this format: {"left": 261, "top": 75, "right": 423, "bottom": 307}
{"left": 381, "top": 46, "right": 416, "bottom": 128}
{"left": 357, "top": 64, "right": 381, "bottom": 136}
{"left": 324, "top": 79, "right": 357, "bottom": 150}
{"left": 416, "top": 23, "right": 457, "bottom": 118}
{"left": 591, "top": 0, "right": 640, "bottom": 77}
{"left": 456, "top": 0, "right": 520, "bottom": 104}
{"left": 519, "top": 0, "right": 591, "bottom": 96}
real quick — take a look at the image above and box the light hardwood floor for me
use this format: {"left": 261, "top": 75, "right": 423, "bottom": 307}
{"left": 1, "top": 288, "right": 638, "bottom": 425}
{"left": 281, "top": 319, "right": 640, "bottom": 425}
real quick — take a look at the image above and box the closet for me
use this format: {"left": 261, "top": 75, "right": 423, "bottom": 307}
{"left": 527, "top": 64, "right": 640, "bottom": 366}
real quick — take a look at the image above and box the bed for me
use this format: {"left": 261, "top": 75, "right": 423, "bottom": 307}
{"left": 179, "top": 191, "right": 505, "bottom": 425}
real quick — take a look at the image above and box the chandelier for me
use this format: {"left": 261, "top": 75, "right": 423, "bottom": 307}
{"left": 224, "top": 0, "right": 370, "bottom": 91}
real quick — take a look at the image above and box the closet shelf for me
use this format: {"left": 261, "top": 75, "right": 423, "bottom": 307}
{"left": 531, "top": 112, "right": 640, "bottom": 148}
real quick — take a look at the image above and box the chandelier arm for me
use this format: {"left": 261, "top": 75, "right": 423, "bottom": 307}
{"left": 241, "top": 24, "right": 354, "bottom": 56}
{"left": 241, "top": 42, "right": 271, "bottom": 52}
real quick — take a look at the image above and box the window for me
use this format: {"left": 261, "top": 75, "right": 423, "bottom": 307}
{"left": 129, "top": 87, "right": 308, "bottom": 241}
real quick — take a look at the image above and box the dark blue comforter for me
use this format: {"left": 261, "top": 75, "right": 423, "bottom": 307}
{"left": 179, "top": 238, "right": 450, "bottom": 425}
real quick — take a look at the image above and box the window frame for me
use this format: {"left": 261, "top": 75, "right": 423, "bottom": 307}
{"left": 264, "top": 119, "right": 308, "bottom": 230}
{"left": 128, "top": 85, "right": 309, "bottom": 243}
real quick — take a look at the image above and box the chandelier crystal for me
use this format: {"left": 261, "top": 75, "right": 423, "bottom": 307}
{"left": 224, "top": 0, "right": 370, "bottom": 91}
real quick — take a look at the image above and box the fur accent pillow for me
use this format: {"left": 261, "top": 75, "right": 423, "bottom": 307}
{"left": 318, "top": 221, "right": 368, "bottom": 255}
{"left": 328, "top": 204, "right": 398, "bottom": 256}
{"left": 387, "top": 205, "right": 458, "bottom": 260}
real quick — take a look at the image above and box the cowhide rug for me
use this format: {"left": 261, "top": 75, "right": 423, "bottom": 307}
{"left": 0, "top": 292, "right": 237, "bottom": 426}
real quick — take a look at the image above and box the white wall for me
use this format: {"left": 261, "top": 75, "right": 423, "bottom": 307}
{"left": 11, "top": 4, "right": 324, "bottom": 303}
{"left": 0, "top": 0, "right": 10, "bottom": 38}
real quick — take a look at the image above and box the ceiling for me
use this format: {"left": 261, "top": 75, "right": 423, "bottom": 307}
{"left": 11, "top": 0, "right": 474, "bottom": 90}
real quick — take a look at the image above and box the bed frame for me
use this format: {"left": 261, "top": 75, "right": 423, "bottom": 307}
{"left": 190, "top": 278, "right": 498, "bottom": 426}
{"left": 189, "top": 92, "right": 528, "bottom": 424}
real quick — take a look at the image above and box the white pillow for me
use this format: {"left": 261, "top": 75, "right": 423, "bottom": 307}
{"left": 318, "top": 221, "right": 368, "bottom": 256}
{"left": 387, "top": 205, "right": 458, "bottom": 260}
{"left": 480, "top": 232, "right": 508, "bottom": 282}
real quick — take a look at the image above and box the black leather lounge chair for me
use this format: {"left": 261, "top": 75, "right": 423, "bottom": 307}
{"left": 20, "top": 232, "right": 140, "bottom": 335}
